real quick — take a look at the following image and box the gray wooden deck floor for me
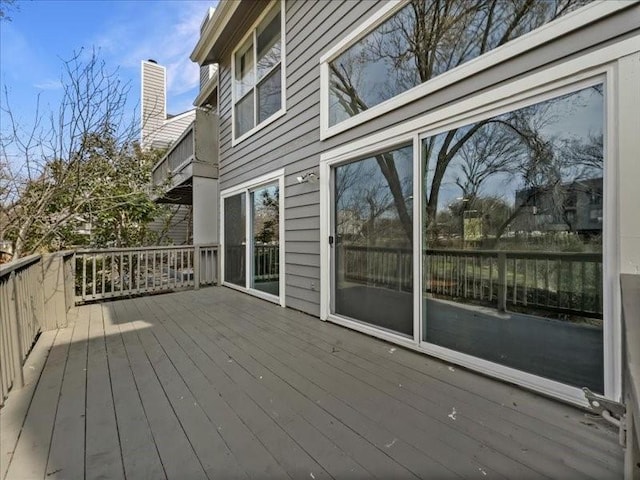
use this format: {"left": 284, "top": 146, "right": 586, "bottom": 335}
{"left": 1, "top": 287, "right": 623, "bottom": 479}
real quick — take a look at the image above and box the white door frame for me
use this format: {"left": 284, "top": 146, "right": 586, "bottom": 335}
{"left": 220, "top": 169, "right": 286, "bottom": 307}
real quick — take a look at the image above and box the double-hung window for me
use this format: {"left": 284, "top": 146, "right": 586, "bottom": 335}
{"left": 232, "top": 0, "right": 284, "bottom": 142}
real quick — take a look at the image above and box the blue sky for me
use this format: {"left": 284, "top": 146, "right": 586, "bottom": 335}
{"left": 1, "top": 0, "right": 215, "bottom": 135}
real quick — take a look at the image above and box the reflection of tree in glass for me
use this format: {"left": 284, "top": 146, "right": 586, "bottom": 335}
{"left": 254, "top": 186, "right": 279, "bottom": 244}
{"left": 330, "top": 0, "right": 590, "bottom": 245}
{"left": 336, "top": 148, "right": 412, "bottom": 246}
{"left": 424, "top": 86, "right": 603, "bottom": 249}
{"left": 330, "top": 0, "right": 588, "bottom": 120}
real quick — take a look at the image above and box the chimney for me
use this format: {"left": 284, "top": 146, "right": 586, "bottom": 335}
{"left": 141, "top": 60, "right": 167, "bottom": 148}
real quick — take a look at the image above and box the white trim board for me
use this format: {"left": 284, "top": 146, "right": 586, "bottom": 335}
{"left": 319, "top": 0, "right": 636, "bottom": 140}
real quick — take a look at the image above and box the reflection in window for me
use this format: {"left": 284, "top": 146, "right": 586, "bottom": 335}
{"left": 233, "top": 1, "right": 283, "bottom": 138}
{"left": 421, "top": 85, "right": 604, "bottom": 392}
{"left": 251, "top": 183, "right": 280, "bottom": 296}
{"left": 329, "top": 0, "right": 590, "bottom": 126}
{"left": 334, "top": 145, "right": 413, "bottom": 336}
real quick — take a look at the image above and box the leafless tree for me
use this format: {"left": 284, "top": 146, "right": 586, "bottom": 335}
{"left": 1, "top": 49, "right": 167, "bottom": 258}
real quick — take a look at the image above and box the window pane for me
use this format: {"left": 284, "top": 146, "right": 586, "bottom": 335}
{"left": 251, "top": 183, "right": 279, "bottom": 296}
{"left": 234, "top": 38, "right": 254, "bottom": 99}
{"left": 224, "top": 193, "right": 246, "bottom": 287}
{"left": 257, "top": 65, "right": 282, "bottom": 123}
{"left": 235, "top": 91, "right": 254, "bottom": 137}
{"left": 257, "top": 2, "right": 281, "bottom": 81}
{"left": 335, "top": 145, "right": 413, "bottom": 336}
{"left": 422, "top": 85, "right": 604, "bottom": 392}
{"left": 329, "top": 0, "right": 590, "bottom": 126}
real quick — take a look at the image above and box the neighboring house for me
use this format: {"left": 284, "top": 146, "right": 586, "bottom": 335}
{"left": 140, "top": 60, "right": 196, "bottom": 150}
{"left": 514, "top": 177, "right": 603, "bottom": 235}
{"left": 142, "top": 54, "right": 219, "bottom": 245}
{"left": 188, "top": 0, "right": 640, "bottom": 407}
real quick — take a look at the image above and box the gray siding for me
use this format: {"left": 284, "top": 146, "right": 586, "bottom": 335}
{"left": 148, "top": 204, "right": 192, "bottom": 245}
{"left": 141, "top": 61, "right": 166, "bottom": 148}
{"left": 216, "top": 0, "right": 640, "bottom": 317}
{"left": 148, "top": 111, "right": 197, "bottom": 150}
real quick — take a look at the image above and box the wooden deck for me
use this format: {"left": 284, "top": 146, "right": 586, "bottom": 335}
{"left": 1, "top": 287, "right": 623, "bottom": 479}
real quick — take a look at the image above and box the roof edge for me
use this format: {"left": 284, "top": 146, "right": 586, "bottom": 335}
{"left": 190, "top": 0, "right": 240, "bottom": 65}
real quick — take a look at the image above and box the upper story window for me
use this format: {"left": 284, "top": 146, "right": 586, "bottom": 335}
{"left": 326, "top": 0, "right": 590, "bottom": 128}
{"left": 232, "top": 0, "right": 284, "bottom": 142}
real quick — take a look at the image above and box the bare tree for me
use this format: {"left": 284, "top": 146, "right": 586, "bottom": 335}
{"left": 1, "top": 49, "right": 167, "bottom": 258}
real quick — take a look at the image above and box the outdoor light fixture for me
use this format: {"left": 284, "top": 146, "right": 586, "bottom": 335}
{"left": 296, "top": 172, "right": 319, "bottom": 184}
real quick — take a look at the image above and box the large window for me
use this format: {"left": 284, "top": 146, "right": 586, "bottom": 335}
{"left": 421, "top": 85, "right": 604, "bottom": 392}
{"left": 233, "top": 1, "right": 284, "bottom": 140}
{"left": 327, "top": 0, "right": 590, "bottom": 128}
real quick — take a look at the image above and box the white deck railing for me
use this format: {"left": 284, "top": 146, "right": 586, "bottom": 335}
{"left": 75, "top": 244, "right": 219, "bottom": 303}
{"left": 0, "top": 245, "right": 218, "bottom": 406}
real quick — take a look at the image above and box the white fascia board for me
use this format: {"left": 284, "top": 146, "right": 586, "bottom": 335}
{"left": 191, "top": 0, "right": 240, "bottom": 65}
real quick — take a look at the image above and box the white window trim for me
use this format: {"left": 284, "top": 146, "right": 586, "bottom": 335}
{"left": 320, "top": 37, "right": 640, "bottom": 406}
{"left": 231, "top": 0, "right": 286, "bottom": 147}
{"left": 319, "top": 0, "right": 634, "bottom": 141}
{"left": 220, "top": 169, "right": 286, "bottom": 307}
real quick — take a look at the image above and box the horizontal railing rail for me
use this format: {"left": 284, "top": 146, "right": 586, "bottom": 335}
{"left": 0, "top": 254, "right": 44, "bottom": 405}
{"left": 75, "top": 244, "right": 219, "bottom": 303}
{"left": 341, "top": 245, "right": 603, "bottom": 319}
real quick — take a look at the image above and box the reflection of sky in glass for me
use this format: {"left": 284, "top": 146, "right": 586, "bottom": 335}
{"left": 336, "top": 145, "right": 413, "bottom": 218}
{"left": 424, "top": 86, "right": 603, "bottom": 211}
{"left": 329, "top": 0, "right": 590, "bottom": 126}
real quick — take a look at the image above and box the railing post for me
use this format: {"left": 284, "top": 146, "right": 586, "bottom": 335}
{"left": 497, "top": 252, "right": 507, "bottom": 312}
{"left": 10, "top": 272, "right": 25, "bottom": 389}
{"left": 194, "top": 245, "right": 201, "bottom": 290}
{"left": 216, "top": 247, "right": 221, "bottom": 286}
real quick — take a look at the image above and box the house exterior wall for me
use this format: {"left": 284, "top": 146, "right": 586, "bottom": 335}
{"left": 213, "top": 0, "right": 640, "bottom": 317}
{"left": 148, "top": 204, "right": 192, "bottom": 245}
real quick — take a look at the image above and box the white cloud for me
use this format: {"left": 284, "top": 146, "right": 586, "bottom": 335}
{"left": 33, "top": 79, "right": 63, "bottom": 90}
{"left": 92, "top": 0, "right": 214, "bottom": 114}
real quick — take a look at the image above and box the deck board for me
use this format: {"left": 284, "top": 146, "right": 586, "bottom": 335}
{"left": 211, "top": 288, "right": 621, "bottom": 478}
{"left": 112, "top": 298, "right": 208, "bottom": 480}
{"left": 5, "top": 326, "right": 73, "bottom": 480}
{"left": 1, "top": 287, "right": 624, "bottom": 480}
{"left": 46, "top": 305, "right": 89, "bottom": 480}
{"left": 103, "top": 297, "right": 166, "bottom": 480}
{"left": 85, "top": 303, "right": 124, "bottom": 480}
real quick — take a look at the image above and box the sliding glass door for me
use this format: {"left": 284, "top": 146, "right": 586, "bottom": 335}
{"left": 333, "top": 145, "right": 414, "bottom": 337}
{"left": 222, "top": 174, "right": 283, "bottom": 304}
{"left": 421, "top": 85, "right": 604, "bottom": 393}
{"left": 326, "top": 83, "right": 606, "bottom": 396}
